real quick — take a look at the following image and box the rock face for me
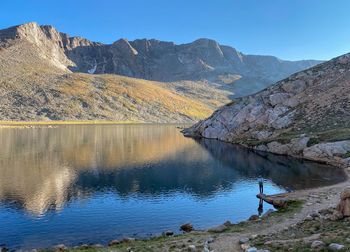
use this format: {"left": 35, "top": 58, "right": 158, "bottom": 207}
{"left": 337, "top": 187, "right": 350, "bottom": 217}
{"left": 0, "top": 22, "right": 321, "bottom": 122}
{"left": 1, "top": 22, "right": 321, "bottom": 96}
{"left": 184, "top": 52, "right": 350, "bottom": 166}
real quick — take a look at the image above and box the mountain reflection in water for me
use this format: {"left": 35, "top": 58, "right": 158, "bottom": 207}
{"left": 0, "top": 124, "right": 346, "bottom": 249}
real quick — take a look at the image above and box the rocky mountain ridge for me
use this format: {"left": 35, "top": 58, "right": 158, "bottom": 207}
{"left": 0, "top": 22, "right": 322, "bottom": 122}
{"left": 1, "top": 22, "right": 322, "bottom": 97}
{"left": 184, "top": 53, "right": 350, "bottom": 166}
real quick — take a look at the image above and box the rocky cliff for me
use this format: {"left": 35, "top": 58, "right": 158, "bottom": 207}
{"left": 0, "top": 22, "right": 322, "bottom": 122}
{"left": 1, "top": 22, "right": 322, "bottom": 96}
{"left": 184, "top": 53, "right": 350, "bottom": 166}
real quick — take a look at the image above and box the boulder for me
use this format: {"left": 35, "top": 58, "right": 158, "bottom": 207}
{"left": 52, "top": 244, "right": 68, "bottom": 251}
{"left": 311, "top": 240, "right": 324, "bottom": 248}
{"left": 256, "top": 194, "right": 288, "bottom": 208}
{"left": 262, "top": 209, "right": 274, "bottom": 218}
{"left": 180, "top": 222, "right": 194, "bottom": 232}
{"left": 239, "top": 237, "right": 250, "bottom": 244}
{"left": 329, "top": 243, "right": 345, "bottom": 250}
{"left": 223, "top": 220, "right": 232, "bottom": 226}
{"left": 248, "top": 214, "right": 259, "bottom": 221}
{"left": 207, "top": 224, "right": 228, "bottom": 232}
{"left": 108, "top": 240, "right": 120, "bottom": 246}
{"left": 337, "top": 187, "right": 350, "bottom": 217}
{"left": 122, "top": 237, "right": 136, "bottom": 243}
{"left": 165, "top": 230, "right": 174, "bottom": 236}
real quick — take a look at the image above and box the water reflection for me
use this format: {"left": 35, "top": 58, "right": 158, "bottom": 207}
{"left": 0, "top": 125, "right": 346, "bottom": 217}
{"left": 0, "top": 125, "right": 347, "bottom": 250}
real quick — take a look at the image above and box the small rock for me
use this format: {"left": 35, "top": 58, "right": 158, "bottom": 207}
{"left": 305, "top": 215, "right": 313, "bottom": 221}
{"left": 247, "top": 247, "right": 258, "bottom": 252}
{"left": 188, "top": 245, "right": 196, "bottom": 251}
{"left": 122, "top": 237, "right": 136, "bottom": 243}
{"left": 202, "top": 247, "right": 210, "bottom": 252}
{"left": 52, "top": 244, "right": 68, "bottom": 251}
{"left": 165, "top": 230, "right": 174, "bottom": 236}
{"left": 311, "top": 240, "right": 324, "bottom": 248}
{"left": 257, "top": 250, "right": 271, "bottom": 252}
{"left": 207, "top": 224, "right": 228, "bottom": 232}
{"left": 80, "top": 244, "right": 89, "bottom": 248}
{"left": 248, "top": 214, "right": 259, "bottom": 221}
{"left": 180, "top": 222, "right": 194, "bottom": 232}
{"left": 329, "top": 243, "right": 345, "bottom": 250}
{"left": 239, "top": 237, "right": 250, "bottom": 244}
{"left": 262, "top": 209, "right": 274, "bottom": 218}
{"left": 108, "top": 240, "right": 120, "bottom": 246}
{"left": 308, "top": 210, "right": 320, "bottom": 218}
{"left": 207, "top": 238, "right": 214, "bottom": 243}
{"left": 264, "top": 241, "right": 273, "bottom": 245}
{"left": 241, "top": 244, "right": 250, "bottom": 250}
{"left": 250, "top": 234, "right": 258, "bottom": 239}
{"left": 223, "top": 220, "right": 231, "bottom": 226}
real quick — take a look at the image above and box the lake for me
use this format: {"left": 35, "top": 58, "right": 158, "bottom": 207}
{"left": 0, "top": 124, "right": 346, "bottom": 250}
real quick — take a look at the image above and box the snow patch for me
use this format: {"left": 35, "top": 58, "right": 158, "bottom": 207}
{"left": 178, "top": 56, "right": 183, "bottom": 64}
{"left": 88, "top": 60, "right": 97, "bottom": 74}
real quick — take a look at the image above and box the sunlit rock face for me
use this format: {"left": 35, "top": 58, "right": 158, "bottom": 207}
{"left": 1, "top": 22, "right": 322, "bottom": 95}
{"left": 184, "top": 53, "right": 350, "bottom": 166}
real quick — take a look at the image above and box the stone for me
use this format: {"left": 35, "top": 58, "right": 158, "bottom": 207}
{"left": 202, "top": 247, "right": 210, "bottom": 252}
{"left": 305, "top": 215, "right": 313, "bottom": 221}
{"left": 340, "top": 187, "right": 350, "bottom": 200}
{"left": 207, "top": 238, "right": 214, "bottom": 243}
{"left": 223, "top": 220, "right": 232, "bottom": 226}
{"left": 269, "top": 93, "right": 290, "bottom": 106}
{"left": 262, "top": 209, "right": 274, "bottom": 217}
{"left": 108, "top": 240, "right": 120, "bottom": 246}
{"left": 239, "top": 237, "right": 250, "bottom": 244}
{"left": 52, "top": 244, "right": 68, "bottom": 250}
{"left": 188, "top": 245, "right": 196, "bottom": 250}
{"left": 180, "top": 222, "right": 194, "bottom": 232}
{"left": 248, "top": 214, "right": 259, "bottom": 221}
{"left": 165, "top": 230, "right": 174, "bottom": 236}
{"left": 247, "top": 247, "right": 258, "bottom": 252}
{"left": 329, "top": 243, "right": 345, "bottom": 250}
{"left": 337, "top": 187, "right": 350, "bottom": 217}
{"left": 122, "top": 237, "right": 136, "bottom": 243}
{"left": 256, "top": 194, "right": 288, "bottom": 208}
{"left": 311, "top": 240, "right": 324, "bottom": 248}
{"left": 207, "top": 224, "right": 228, "bottom": 232}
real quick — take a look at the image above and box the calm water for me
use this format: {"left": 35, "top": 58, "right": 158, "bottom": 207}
{"left": 0, "top": 124, "right": 346, "bottom": 250}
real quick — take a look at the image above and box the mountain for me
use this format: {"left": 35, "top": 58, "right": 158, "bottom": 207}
{"left": 0, "top": 22, "right": 322, "bottom": 122}
{"left": 184, "top": 52, "right": 350, "bottom": 166}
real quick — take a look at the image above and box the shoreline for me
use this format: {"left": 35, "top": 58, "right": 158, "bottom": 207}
{"left": 2, "top": 128, "right": 349, "bottom": 251}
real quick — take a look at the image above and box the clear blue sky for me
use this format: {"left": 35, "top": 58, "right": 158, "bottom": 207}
{"left": 1, "top": 0, "right": 350, "bottom": 61}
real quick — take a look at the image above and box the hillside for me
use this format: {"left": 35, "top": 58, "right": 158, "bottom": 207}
{"left": 0, "top": 22, "right": 322, "bottom": 122}
{"left": 184, "top": 53, "right": 350, "bottom": 166}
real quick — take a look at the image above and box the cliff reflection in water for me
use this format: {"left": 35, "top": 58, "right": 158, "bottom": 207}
{"left": 0, "top": 125, "right": 345, "bottom": 217}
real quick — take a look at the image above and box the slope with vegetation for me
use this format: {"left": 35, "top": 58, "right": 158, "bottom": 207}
{"left": 184, "top": 52, "right": 350, "bottom": 166}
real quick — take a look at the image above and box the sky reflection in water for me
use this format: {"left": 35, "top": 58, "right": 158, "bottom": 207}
{"left": 0, "top": 125, "right": 345, "bottom": 249}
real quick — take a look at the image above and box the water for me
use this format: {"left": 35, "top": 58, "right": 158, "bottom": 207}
{"left": 0, "top": 124, "right": 345, "bottom": 250}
